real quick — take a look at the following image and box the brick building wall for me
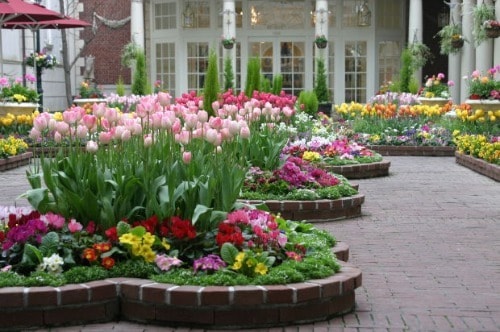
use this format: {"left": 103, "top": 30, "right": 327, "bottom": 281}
{"left": 79, "top": 0, "right": 132, "bottom": 85}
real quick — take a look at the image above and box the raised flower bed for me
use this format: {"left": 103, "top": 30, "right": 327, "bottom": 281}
{"left": 0, "top": 136, "right": 31, "bottom": 171}
{"left": 0, "top": 152, "right": 32, "bottom": 171}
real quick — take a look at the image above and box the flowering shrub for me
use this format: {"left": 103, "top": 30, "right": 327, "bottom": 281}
{"left": 454, "top": 133, "right": 500, "bottom": 164}
{"left": 77, "top": 80, "right": 104, "bottom": 99}
{"left": 0, "top": 136, "right": 28, "bottom": 158}
{"left": 0, "top": 75, "right": 38, "bottom": 103}
{"left": 25, "top": 52, "right": 57, "bottom": 70}
{"left": 465, "top": 66, "right": 500, "bottom": 99}
{"left": 420, "top": 73, "right": 454, "bottom": 98}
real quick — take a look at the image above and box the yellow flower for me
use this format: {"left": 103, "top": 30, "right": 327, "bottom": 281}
{"left": 235, "top": 252, "right": 245, "bottom": 262}
{"left": 232, "top": 261, "right": 242, "bottom": 270}
{"left": 12, "top": 94, "right": 27, "bottom": 103}
{"left": 254, "top": 263, "right": 268, "bottom": 275}
{"left": 161, "top": 238, "right": 170, "bottom": 250}
{"left": 302, "top": 151, "right": 321, "bottom": 162}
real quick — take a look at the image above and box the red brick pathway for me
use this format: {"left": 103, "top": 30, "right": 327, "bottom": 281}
{"left": 3, "top": 156, "right": 500, "bottom": 332}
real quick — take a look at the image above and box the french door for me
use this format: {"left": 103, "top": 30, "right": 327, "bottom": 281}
{"left": 249, "top": 40, "right": 305, "bottom": 96}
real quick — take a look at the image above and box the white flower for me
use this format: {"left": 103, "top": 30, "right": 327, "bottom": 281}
{"left": 38, "top": 253, "right": 64, "bottom": 274}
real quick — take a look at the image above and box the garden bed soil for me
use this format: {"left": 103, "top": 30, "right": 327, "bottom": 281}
{"left": 0, "top": 243, "right": 360, "bottom": 331}
{"left": 455, "top": 152, "right": 500, "bottom": 182}
{"left": 323, "top": 160, "right": 390, "bottom": 179}
{"left": 0, "top": 152, "right": 32, "bottom": 172}
{"left": 368, "top": 145, "right": 455, "bottom": 157}
{"left": 240, "top": 193, "right": 365, "bottom": 222}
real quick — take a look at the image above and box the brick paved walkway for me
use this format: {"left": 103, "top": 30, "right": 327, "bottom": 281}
{"left": 2, "top": 156, "right": 499, "bottom": 331}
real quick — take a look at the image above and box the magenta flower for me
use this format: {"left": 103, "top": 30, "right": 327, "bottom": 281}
{"left": 193, "top": 254, "right": 226, "bottom": 273}
{"left": 67, "top": 219, "right": 83, "bottom": 233}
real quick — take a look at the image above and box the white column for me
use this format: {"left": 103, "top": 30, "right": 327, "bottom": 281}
{"left": 495, "top": 0, "right": 500, "bottom": 65}
{"left": 476, "top": 0, "right": 494, "bottom": 72}
{"left": 222, "top": 0, "right": 236, "bottom": 88}
{"left": 449, "top": 0, "right": 462, "bottom": 103}
{"left": 131, "top": 0, "right": 144, "bottom": 49}
{"left": 461, "top": 0, "right": 476, "bottom": 100}
{"left": 315, "top": 0, "right": 328, "bottom": 55}
{"left": 408, "top": 0, "right": 423, "bottom": 83}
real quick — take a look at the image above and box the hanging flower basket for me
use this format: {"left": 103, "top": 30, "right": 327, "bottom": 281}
{"left": 451, "top": 38, "right": 464, "bottom": 49}
{"left": 222, "top": 42, "right": 234, "bottom": 50}
{"left": 485, "top": 26, "right": 500, "bottom": 38}
{"left": 315, "top": 40, "right": 327, "bottom": 49}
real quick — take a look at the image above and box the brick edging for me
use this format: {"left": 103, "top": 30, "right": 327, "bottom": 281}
{"left": 0, "top": 244, "right": 360, "bottom": 330}
{"left": 368, "top": 145, "right": 455, "bottom": 156}
{"left": 324, "top": 160, "right": 391, "bottom": 179}
{"left": 239, "top": 193, "right": 365, "bottom": 222}
{"left": 0, "top": 152, "right": 32, "bottom": 172}
{"left": 455, "top": 152, "right": 500, "bottom": 182}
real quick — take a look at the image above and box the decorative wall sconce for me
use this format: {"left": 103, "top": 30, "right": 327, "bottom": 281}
{"left": 182, "top": 2, "right": 194, "bottom": 28}
{"left": 250, "top": 6, "right": 260, "bottom": 26}
{"left": 357, "top": 0, "right": 371, "bottom": 27}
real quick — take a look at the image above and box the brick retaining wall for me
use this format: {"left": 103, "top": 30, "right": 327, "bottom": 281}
{"left": 0, "top": 244, "right": 358, "bottom": 331}
{"left": 455, "top": 152, "right": 500, "bottom": 182}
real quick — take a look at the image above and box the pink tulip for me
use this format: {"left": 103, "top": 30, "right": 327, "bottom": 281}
{"left": 54, "top": 131, "right": 62, "bottom": 143}
{"left": 92, "top": 102, "right": 106, "bottom": 117}
{"left": 55, "top": 121, "right": 70, "bottom": 135}
{"left": 157, "top": 92, "right": 171, "bottom": 107}
{"left": 82, "top": 114, "right": 97, "bottom": 130}
{"left": 175, "top": 130, "right": 190, "bottom": 145}
{"left": 171, "top": 119, "right": 182, "bottom": 134}
{"left": 227, "top": 120, "right": 240, "bottom": 136}
{"left": 76, "top": 125, "right": 88, "bottom": 139}
{"left": 151, "top": 112, "right": 162, "bottom": 129}
{"left": 182, "top": 151, "right": 192, "bottom": 164}
{"left": 62, "top": 110, "right": 79, "bottom": 124}
{"left": 68, "top": 219, "right": 83, "bottom": 233}
{"left": 184, "top": 113, "right": 198, "bottom": 129}
{"left": 86, "top": 140, "right": 98, "bottom": 153}
{"left": 205, "top": 128, "right": 218, "bottom": 144}
{"left": 143, "top": 134, "right": 153, "bottom": 147}
{"left": 240, "top": 126, "right": 250, "bottom": 139}
{"left": 104, "top": 107, "right": 118, "bottom": 123}
{"left": 209, "top": 117, "right": 223, "bottom": 129}
{"left": 99, "top": 131, "right": 113, "bottom": 144}
{"left": 121, "top": 129, "right": 132, "bottom": 141}
{"left": 29, "top": 127, "right": 41, "bottom": 140}
{"left": 197, "top": 110, "right": 208, "bottom": 123}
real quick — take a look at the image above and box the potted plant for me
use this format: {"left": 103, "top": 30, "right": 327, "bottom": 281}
{"left": 314, "top": 57, "right": 331, "bottom": 114}
{"left": 418, "top": 73, "right": 454, "bottom": 108}
{"left": 221, "top": 36, "right": 235, "bottom": 49}
{"left": 0, "top": 74, "right": 39, "bottom": 116}
{"left": 436, "top": 24, "right": 467, "bottom": 54}
{"left": 314, "top": 34, "right": 328, "bottom": 49}
{"left": 25, "top": 52, "right": 57, "bottom": 71}
{"left": 464, "top": 67, "right": 500, "bottom": 112}
{"left": 472, "top": 2, "right": 497, "bottom": 45}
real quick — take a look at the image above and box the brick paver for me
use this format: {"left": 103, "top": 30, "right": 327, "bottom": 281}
{"left": 2, "top": 156, "right": 499, "bottom": 332}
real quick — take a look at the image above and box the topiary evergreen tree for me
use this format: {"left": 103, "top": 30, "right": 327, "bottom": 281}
{"left": 314, "top": 57, "right": 329, "bottom": 104}
{"left": 223, "top": 56, "right": 234, "bottom": 91}
{"left": 203, "top": 48, "right": 220, "bottom": 117}
{"left": 131, "top": 50, "right": 148, "bottom": 96}
{"left": 245, "top": 57, "right": 261, "bottom": 97}
{"left": 272, "top": 74, "right": 283, "bottom": 95}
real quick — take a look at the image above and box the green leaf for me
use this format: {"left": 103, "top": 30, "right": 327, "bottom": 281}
{"left": 22, "top": 188, "right": 51, "bottom": 213}
{"left": 130, "top": 225, "right": 146, "bottom": 237}
{"left": 220, "top": 242, "right": 238, "bottom": 265}
{"left": 39, "top": 232, "right": 59, "bottom": 256}
{"left": 21, "top": 243, "right": 43, "bottom": 267}
{"left": 116, "top": 220, "right": 131, "bottom": 236}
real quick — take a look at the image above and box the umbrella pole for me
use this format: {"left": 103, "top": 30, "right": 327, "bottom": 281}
{"left": 34, "top": 29, "right": 42, "bottom": 112}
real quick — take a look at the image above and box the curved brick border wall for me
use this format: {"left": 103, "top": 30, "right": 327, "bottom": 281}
{"left": 0, "top": 244, "right": 359, "bottom": 331}
{"left": 240, "top": 193, "right": 365, "bottom": 222}
{"left": 0, "top": 152, "right": 32, "bottom": 172}
{"left": 455, "top": 152, "right": 500, "bottom": 182}
{"left": 325, "top": 160, "right": 391, "bottom": 179}
{"left": 368, "top": 145, "right": 455, "bottom": 157}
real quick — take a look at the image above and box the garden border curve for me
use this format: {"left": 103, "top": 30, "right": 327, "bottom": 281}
{"left": 0, "top": 243, "right": 360, "bottom": 330}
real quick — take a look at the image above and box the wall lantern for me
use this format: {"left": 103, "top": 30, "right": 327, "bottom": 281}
{"left": 183, "top": 2, "right": 195, "bottom": 28}
{"left": 357, "top": 0, "right": 371, "bottom": 27}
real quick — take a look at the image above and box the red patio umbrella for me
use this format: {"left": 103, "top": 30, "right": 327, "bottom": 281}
{"left": 0, "top": 0, "right": 64, "bottom": 75}
{"left": 2, "top": 13, "right": 90, "bottom": 110}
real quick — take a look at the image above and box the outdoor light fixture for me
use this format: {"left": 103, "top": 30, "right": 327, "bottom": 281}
{"left": 357, "top": 0, "right": 371, "bottom": 27}
{"left": 182, "top": 2, "right": 194, "bottom": 28}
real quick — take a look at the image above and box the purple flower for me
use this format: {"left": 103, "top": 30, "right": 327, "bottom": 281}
{"left": 193, "top": 254, "right": 226, "bottom": 273}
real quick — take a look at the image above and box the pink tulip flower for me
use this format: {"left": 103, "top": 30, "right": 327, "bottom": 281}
{"left": 157, "top": 92, "right": 171, "bottom": 107}
{"left": 182, "top": 151, "right": 192, "bottom": 164}
{"left": 86, "top": 140, "right": 98, "bottom": 153}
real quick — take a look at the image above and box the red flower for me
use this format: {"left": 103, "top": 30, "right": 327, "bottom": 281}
{"left": 0, "top": 231, "right": 4, "bottom": 243}
{"left": 169, "top": 216, "right": 196, "bottom": 239}
{"left": 82, "top": 248, "right": 98, "bottom": 262}
{"left": 105, "top": 227, "right": 118, "bottom": 242}
{"left": 93, "top": 242, "right": 111, "bottom": 253}
{"left": 86, "top": 221, "right": 96, "bottom": 234}
{"left": 101, "top": 257, "right": 115, "bottom": 269}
